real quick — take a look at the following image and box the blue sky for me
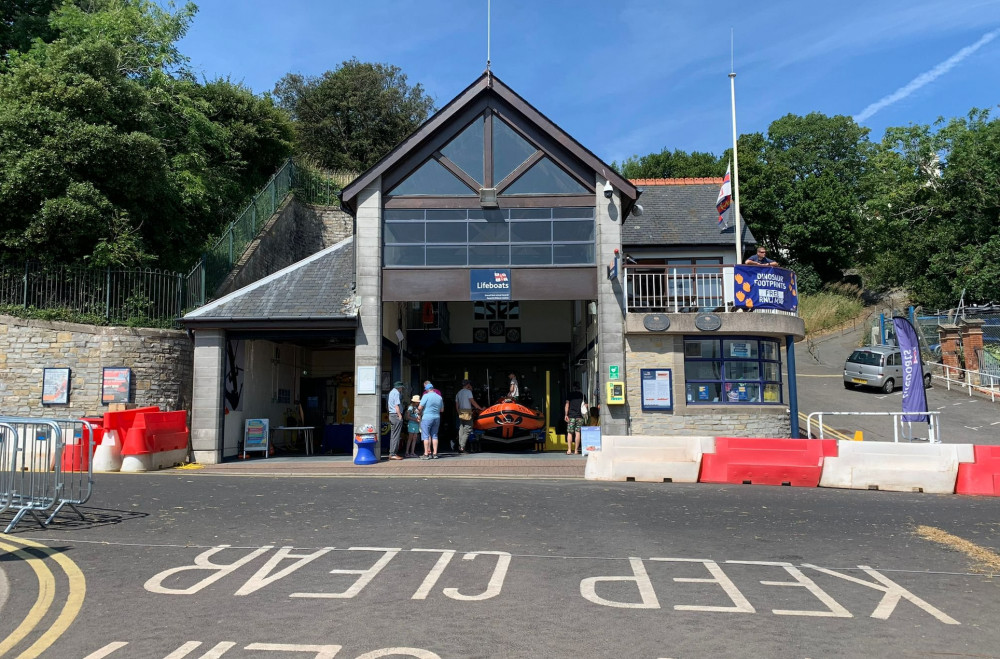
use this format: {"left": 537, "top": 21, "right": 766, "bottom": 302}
{"left": 178, "top": 0, "right": 1000, "bottom": 167}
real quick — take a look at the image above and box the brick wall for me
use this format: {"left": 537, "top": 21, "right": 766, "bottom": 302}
{"left": 0, "top": 315, "right": 192, "bottom": 418}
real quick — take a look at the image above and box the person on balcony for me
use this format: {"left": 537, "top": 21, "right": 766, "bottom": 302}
{"left": 745, "top": 246, "right": 779, "bottom": 267}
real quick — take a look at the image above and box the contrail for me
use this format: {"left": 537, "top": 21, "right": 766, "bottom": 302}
{"left": 855, "top": 27, "right": 1000, "bottom": 122}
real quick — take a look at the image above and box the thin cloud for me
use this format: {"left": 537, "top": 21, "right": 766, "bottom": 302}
{"left": 855, "top": 27, "right": 1000, "bottom": 122}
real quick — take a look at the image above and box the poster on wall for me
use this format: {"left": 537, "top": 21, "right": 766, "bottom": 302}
{"left": 640, "top": 368, "right": 673, "bottom": 411}
{"left": 42, "top": 367, "right": 70, "bottom": 405}
{"left": 356, "top": 366, "right": 377, "bottom": 394}
{"left": 101, "top": 367, "right": 131, "bottom": 404}
{"left": 224, "top": 339, "right": 245, "bottom": 412}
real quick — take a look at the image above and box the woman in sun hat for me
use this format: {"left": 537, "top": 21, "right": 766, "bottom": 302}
{"left": 417, "top": 381, "right": 444, "bottom": 458}
{"left": 405, "top": 394, "right": 421, "bottom": 457}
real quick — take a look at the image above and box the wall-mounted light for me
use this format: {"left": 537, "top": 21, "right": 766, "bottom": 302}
{"left": 480, "top": 187, "right": 498, "bottom": 208}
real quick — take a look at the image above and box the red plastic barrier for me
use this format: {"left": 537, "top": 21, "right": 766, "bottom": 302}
{"left": 955, "top": 445, "right": 1000, "bottom": 496}
{"left": 118, "top": 409, "right": 189, "bottom": 457}
{"left": 699, "top": 437, "right": 839, "bottom": 487}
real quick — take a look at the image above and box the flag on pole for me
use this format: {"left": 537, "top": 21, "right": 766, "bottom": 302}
{"left": 716, "top": 163, "right": 732, "bottom": 225}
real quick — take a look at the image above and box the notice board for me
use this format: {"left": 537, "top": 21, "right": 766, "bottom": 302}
{"left": 243, "top": 418, "right": 270, "bottom": 457}
{"left": 640, "top": 368, "right": 673, "bottom": 411}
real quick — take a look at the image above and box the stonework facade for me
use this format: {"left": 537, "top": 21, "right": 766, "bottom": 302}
{"left": 0, "top": 315, "right": 192, "bottom": 418}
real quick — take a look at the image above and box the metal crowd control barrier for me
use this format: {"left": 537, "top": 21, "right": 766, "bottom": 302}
{"left": 45, "top": 418, "right": 95, "bottom": 525}
{"left": 805, "top": 411, "right": 941, "bottom": 444}
{"left": 0, "top": 418, "right": 64, "bottom": 532}
{"left": 0, "top": 422, "right": 16, "bottom": 520}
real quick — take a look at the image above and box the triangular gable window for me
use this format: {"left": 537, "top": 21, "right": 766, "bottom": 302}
{"left": 493, "top": 118, "right": 536, "bottom": 184}
{"left": 389, "top": 159, "right": 475, "bottom": 196}
{"left": 441, "top": 117, "right": 484, "bottom": 184}
{"left": 504, "top": 156, "right": 590, "bottom": 195}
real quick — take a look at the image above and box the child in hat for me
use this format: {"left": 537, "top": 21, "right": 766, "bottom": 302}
{"left": 405, "top": 394, "right": 421, "bottom": 457}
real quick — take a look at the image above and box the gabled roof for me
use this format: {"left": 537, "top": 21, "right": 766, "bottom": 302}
{"left": 623, "top": 180, "right": 756, "bottom": 247}
{"left": 182, "top": 236, "right": 357, "bottom": 329}
{"left": 340, "top": 72, "right": 637, "bottom": 215}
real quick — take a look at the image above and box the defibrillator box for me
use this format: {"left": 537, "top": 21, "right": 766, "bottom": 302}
{"left": 606, "top": 381, "right": 625, "bottom": 405}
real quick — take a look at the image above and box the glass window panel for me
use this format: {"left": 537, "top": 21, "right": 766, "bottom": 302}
{"left": 493, "top": 119, "right": 537, "bottom": 183}
{"left": 469, "top": 244, "right": 510, "bottom": 265}
{"left": 763, "top": 383, "right": 782, "bottom": 403}
{"left": 553, "top": 207, "right": 595, "bottom": 219}
{"left": 553, "top": 220, "right": 595, "bottom": 241}
{"left": 761, "top": 341, "right": 779, "bottom": 361}
{"left": 724, "top": 383, "right": 761, "bottom": 403}
{"left": 509, "top": 208, "right": 551, "bottom": 220}
{"left": 511, "top": 244, "right": 553, "bottom": 265}
{"left": 426, "top": 246, "right": 468, "bottom": 266}
{"left": 384, "top": 222, "right": 425, "bottom": 244}
{"left": 553, "top": 243, "right": 594, "bottom": 264}
{"left": 686, "top": 382, "right": 722, "bottom": 403}
{"left": 725, "top": 362, "right": 760, "bottom": 380}
{"left": 724, "top": 340, "right": 759, "bottom": 359}
{"left": 427, "top": 222, "right": 466, "bottom": 242}
{"left": 510, "top": 221, "right": 551, "bottom": 242}
{"left": 426, "top": 209, "right": 468, "bottom": 221}
{"left": 468, "top": 208, "right": 509, "bottom": 221}
{"left": 685, "top": 361, "right": 722, "bottom": 380}
{"left": 685, "top": 339, "right": 721, "bottom": 359}
{"left": 469, "top": 221, "right": 509, "bottom": 243}
{"left": 441, "top": 117, "right": 484, "bottom": 184}
{"left": 384, "top": 245, "right": 425, "bottom": 266}
{"left": 504, "top": 157, "right": 590, "bottom": 195}
{"left": 384, "top": 209, "right": 425, "bottom": 221}
{"left": 389, "top": 159, "right": 475, "bottom": 196}
{"left": 763, "top": 362, "right": 781, "bottom": 381}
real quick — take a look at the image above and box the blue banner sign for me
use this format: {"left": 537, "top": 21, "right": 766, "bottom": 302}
{"left": 893, "top": 316, "right": 930, "bottom": 423}
{"left": 470, "top": 269, "right": 511, "bottom": 301}
{"left": 733, "top": 266, "right": 798, "bottom": 312}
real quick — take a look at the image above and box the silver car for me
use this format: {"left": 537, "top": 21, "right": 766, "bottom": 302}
{"left": 843, "top": 345, "right": 932, "bottom": 393}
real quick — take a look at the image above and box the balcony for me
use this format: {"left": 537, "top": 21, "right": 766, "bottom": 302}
{"left": 623, "top": 264, "right": 799, "bottom": 317}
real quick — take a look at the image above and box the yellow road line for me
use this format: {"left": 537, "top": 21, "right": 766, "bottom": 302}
{"left": 914, "top": 526, "right": 1000, "bottom": 576}
{"left": 7, "top": 536, "right": 87, "bottom": 659}
{"left": 798, "top": 412, "right": 852, "bottom": 441}
{"left": 0, "top": 541, "right": 55, "bottom": 657}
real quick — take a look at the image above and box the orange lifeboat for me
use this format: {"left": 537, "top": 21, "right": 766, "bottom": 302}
{"left": 473, "top": 398, "right": 545, "bottom": 439}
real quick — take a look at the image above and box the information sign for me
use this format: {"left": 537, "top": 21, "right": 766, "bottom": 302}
{"left": 640, "top": 369, "right": 673, "bottom": 411}
{"left": 470, "top": 269, "right": 511, "bottom": 301}
{"left": 609, "top": 365, "right": 620, "bottom": 380}
{"left": 243, "top": 418, "right": 269, "bottom": 458}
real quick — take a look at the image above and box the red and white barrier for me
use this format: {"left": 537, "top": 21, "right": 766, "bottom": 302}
{"left": 585, "top": 435, "right": 715, "bottom": 482}
{"left": 955, "top": 445, "right": 1000, "bottom": 496}
{"left": 699, "top": 437, "right": 839, "bottom": 487}
{"left": 817, "top": 441, "right": 974, "bottom": 493}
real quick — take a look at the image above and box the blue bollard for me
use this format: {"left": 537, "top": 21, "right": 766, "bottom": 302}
{"left": 354, "top": 435, "right": 378, "bottom": 465}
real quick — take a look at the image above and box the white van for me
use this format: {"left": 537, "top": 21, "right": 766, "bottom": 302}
{"left": 843, "top": 345, "right": 932, "bottom": 393}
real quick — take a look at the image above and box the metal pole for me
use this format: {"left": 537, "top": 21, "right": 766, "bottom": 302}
{"left": 786, "top": 335, "right": 799, "bottom": 438}
{"left": 105, "top": 266, "right": 111, "bottom": 321}
{"left": 22, "top": 260, "right": 28, "bottom": 309}
{"left": 729, "top": 71, "right": 743, "bottom": 265}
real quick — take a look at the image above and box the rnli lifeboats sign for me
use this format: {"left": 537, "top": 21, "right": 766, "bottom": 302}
{"left": 471, "top": 269, "right": 511, "bottom": 301}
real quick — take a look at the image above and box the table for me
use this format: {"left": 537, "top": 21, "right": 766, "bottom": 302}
{"left": 270, "top": 426, "right": 315, "bottom": 456}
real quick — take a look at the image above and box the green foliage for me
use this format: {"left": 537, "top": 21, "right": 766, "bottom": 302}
{"left": 613, "top": 148, "right": 723, "bottom": 179}
{"left": 0, "top": 0, "right": 60, "bottom": 61}
{"left": 274, "top": 59, "right": 435, "bottom": 172}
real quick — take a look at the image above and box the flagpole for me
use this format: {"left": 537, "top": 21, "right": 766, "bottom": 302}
{"left": 729, "top": 69, "right": 742, "bottom": 265}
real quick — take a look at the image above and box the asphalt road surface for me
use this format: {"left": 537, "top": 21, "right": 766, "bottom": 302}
{"left": 2, "top": 474, "right": 999, "bottom": 659}
{"left": 795, "top": 320, "right": 999, "bottom": 444}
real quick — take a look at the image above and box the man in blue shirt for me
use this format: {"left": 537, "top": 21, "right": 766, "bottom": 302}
{"left": 417, "top": 382, "right": 444, "bottom": 459}
{"left": 386, "top": 381, "right": 404, "bottom": 460}
{"left": 745, "top": 246, "right": 779, "bottom": 267}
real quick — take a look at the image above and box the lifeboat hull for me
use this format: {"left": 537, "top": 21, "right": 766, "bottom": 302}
{"left": 473, "top": 401, "right": 545, "bottom": 440}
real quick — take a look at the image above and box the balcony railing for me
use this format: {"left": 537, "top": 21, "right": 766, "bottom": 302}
{"left": 623, "top": 264, "right": 799, "bottom": 317}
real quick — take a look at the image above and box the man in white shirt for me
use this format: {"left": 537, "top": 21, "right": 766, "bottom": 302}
{"left": 386, "top": 381, "right": 404, "bottom": 460}
{"left": 508, "top": 372, "right": 519, "bottom": 400}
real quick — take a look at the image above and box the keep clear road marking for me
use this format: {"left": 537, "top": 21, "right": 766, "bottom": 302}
{"left": 0, "top": 534, "right": 87, "bottom": 659}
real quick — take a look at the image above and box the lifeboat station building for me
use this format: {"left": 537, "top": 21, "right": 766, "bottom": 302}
{"left": 182, "top": 73, "right": 805, "bottom": 463}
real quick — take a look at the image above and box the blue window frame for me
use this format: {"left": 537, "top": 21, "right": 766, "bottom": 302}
{"left": 683, "top": 337, "right": 783, "bottom": 405}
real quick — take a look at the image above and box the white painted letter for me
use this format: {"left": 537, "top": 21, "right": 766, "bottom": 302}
{"left": 144, "top": 546, "right": 272, "bottom": 595}
{"left": 244, "top": 643, "right": 342, "bottom": 658}
{"left": 442, "top": 551, "right": 511, "bottom": 601}
{"left": 410, "top": 549, "right": 456, "bottom": 600}
{"left": 164, "top": 641, "right": 237, "bottom": 658}
{"left": 580, "top": 558, "right": 660, "bottom": 609}
{"left": 291, "top": 547, "right": 400, "bottom": 599}
{"left": 728, "top": 561, "right": 850, "bottom": 617}
{"left": 652, "top": 558, "right": 754, "bottom": 613}
{"left": 354, "top": 649, "right": 442, "bottom": 659}
{"left": 804, "top": 564, "right": 959, "bottom": 624}
{"left": 235, "top": 546, "right": 334, "bottom": 596}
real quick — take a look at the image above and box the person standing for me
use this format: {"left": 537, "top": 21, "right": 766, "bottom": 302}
{"left": 507, "top": 372, "right": 519, "bottom": 400}
{"left": 745, "top": 246, "right": 779, "bottom": 266}
{"left": 455, "top": 379, "right": 483, "bottom": 454}
{"left": 386, "top": 381, "right": 405, "bottom": 460}
{"left": 405, "top": 394, "right": 421, "bottom": 457}
{"left": 417, "top": 382, "right": 444, "bottom": 459}
{"left": 564, "top": 383, "right": 586, "bottom": 455}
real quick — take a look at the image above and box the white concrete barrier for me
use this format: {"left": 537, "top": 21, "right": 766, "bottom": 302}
{"left": 819, "top": 441, "right": 975, "bottom": 494}
{"left": 585, "top": 435, "right": 715, "bottom": 483}
{"left": 91, "top": 429, "right": 123, "bottom": 472}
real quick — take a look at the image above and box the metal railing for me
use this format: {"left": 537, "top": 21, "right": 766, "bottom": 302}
{"left": 805, "top": 411, "right": 942, "bottom": 443}
{"left": 623, "top": 264, "right": 798, "bottom": 316}
{"left": 0, "top": 261, "right": 185, "bottom": 327}
{"left": 926, "top": 361, "right": 1000, "bottom": 403}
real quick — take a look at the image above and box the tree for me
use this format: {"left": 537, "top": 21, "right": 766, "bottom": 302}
{"left": 274, "top": 59, "right": 435, "bottom": 172}
{"left": 614, "top": 148, "right": 722, "bottom": 179}
{"left": 0, "top": 0, "right": 60, "bottom": 60}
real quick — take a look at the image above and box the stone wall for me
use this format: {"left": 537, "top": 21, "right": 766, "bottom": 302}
{"left": 625, "top": 332, "right": 791, "bottom": 437}
{"left": 216, "top": 199, "right": 353, "bottom": 298}
{"left": 0, "top": 315, "right": 192, "bottom": 418}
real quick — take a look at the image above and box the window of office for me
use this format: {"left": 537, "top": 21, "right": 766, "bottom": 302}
{"left": 684, "top": 337, "right": 782, "bottom": 405}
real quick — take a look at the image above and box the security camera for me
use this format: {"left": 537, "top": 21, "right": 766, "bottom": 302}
{"left": 631, "top": 204, "right": 644, "bottom": 217}
{"left": 603, "top": 181, "right": 614, "bottom": 199}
